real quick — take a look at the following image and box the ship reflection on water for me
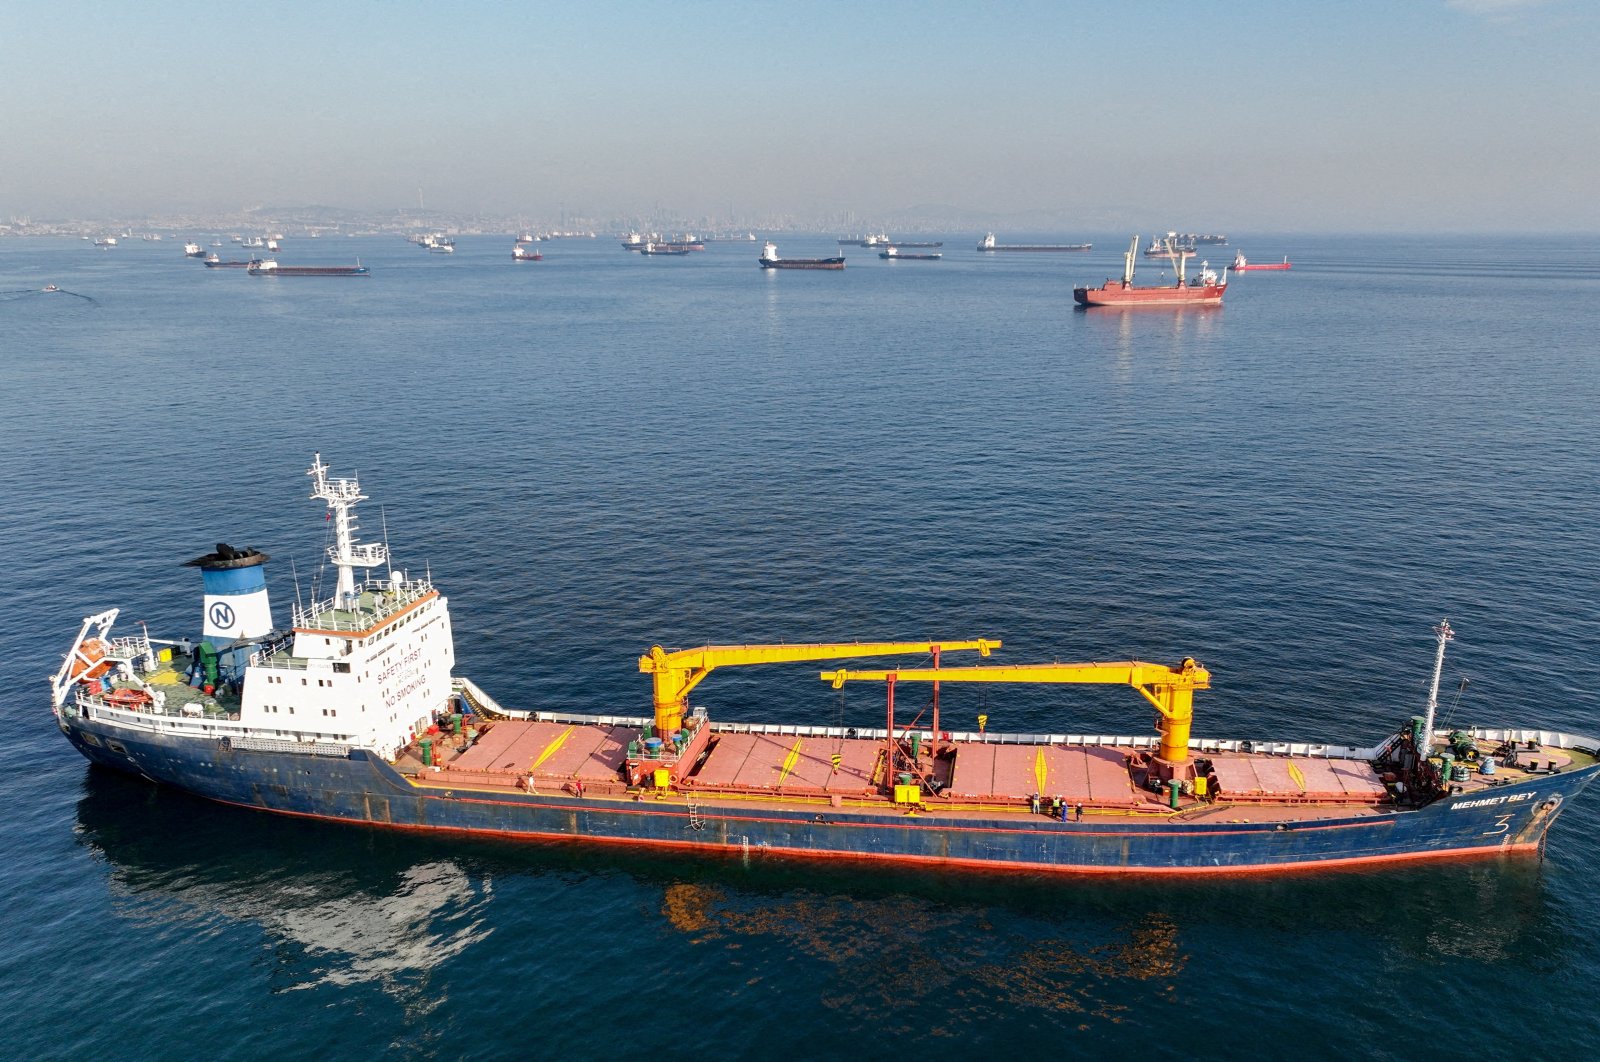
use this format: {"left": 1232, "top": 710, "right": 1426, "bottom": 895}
{"left": 664, "top": 882, "right": 1186, "bottom": 1027}
{"left": 74, "top": 770, "right": 492, "bottom": 1003}
{"left": 76, "top": 764, "right": 1559, "bottom": 1035}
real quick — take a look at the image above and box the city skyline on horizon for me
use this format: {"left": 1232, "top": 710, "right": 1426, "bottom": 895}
{"left": 6, "top": 1, "right": 1597, "bottom": 234}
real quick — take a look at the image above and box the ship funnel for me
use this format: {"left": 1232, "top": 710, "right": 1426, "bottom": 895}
{"left": 184, "top": 543, "right": 273, "bottom": 642}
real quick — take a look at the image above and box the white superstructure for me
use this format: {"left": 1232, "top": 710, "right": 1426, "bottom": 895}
{"left": 51, "top": 456, "right": 456, "bottom": 761}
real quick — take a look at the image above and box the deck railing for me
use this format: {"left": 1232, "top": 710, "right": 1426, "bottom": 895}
{"left": 292, "top": 578, "right": 434, "bottom": 632}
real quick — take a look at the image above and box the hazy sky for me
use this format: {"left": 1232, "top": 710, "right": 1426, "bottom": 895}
{"left": 4, "top": 0, "right": 1596, "bottom": 231}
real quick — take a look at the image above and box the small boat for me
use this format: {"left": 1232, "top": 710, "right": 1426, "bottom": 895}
{"left": 1228, "top": 252, "right": 1291, "bottom": 272}
{"left": 266, "top": 240, "right": 280, "bottom": 253}
{"left": 1074, "top": 236, "right": 1226, "bottom": 308}
{"left": 759, "top": 242, "right": 845, "bottom": 270}
{"left": 516, "top": 232, "right": 536, "bottom": 244}
{"left": 93, "top": 237, "right": 117, "bottom": 248}
{"left": 512, "top": 246, "right": 543, "bottom": 261}
{"left": 978, "top": 233, "right": 1091, "bottom": 252}
{"left": 879, "top": 246, "right": 942, "bottom": 261}
{"left": 247, "top": 258, "right": 370, "bottom": 277}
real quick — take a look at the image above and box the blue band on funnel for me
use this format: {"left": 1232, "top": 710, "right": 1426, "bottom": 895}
{"left": 200, "top": 565, "right": 267, "bottom": 595}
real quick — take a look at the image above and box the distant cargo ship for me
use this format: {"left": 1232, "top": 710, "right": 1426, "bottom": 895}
{"left": 203, "top": 254, "right": 253, "bottom": 268}
{"left": 1074, "top": 236, "right": 1225, "bottom": 307}
{"left": 1228, "top": 252, "right": 1291, "bottom": 272}
{"left": 513, "top": 246, "right": 543, "bottom": 261}
{"left": 978, "top": 233, "right": 1091, "bottom": 252}
{"left": 246, "top": 258, "right": 369, "bottom": 277}
{"left": 759, "top": 242, "right": 845, "bottom": 270}
{"left": 880, "top": 246, "right": 942, "bottom": 261}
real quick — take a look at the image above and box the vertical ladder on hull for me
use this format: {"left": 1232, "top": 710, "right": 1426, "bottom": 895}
{"left": 686, "top": 799, "right": 705, "bottom": 831}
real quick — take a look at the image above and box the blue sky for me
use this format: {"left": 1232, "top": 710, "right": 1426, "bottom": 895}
{"left": 4, "top": 0, "right": 1596, "bottom": 230}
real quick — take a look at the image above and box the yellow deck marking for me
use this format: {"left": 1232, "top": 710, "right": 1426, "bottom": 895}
{"left": 777, "top": 738, "right": 803, "bottom": 784}
{"left": 530, "top": 725, "right": 576, "bottom": 771}
{"left": 1288, "top": 761, "right": 1306, "bottom": 793}
{"left": 1034, "top": 748, "right": 1048, "bottom": 794}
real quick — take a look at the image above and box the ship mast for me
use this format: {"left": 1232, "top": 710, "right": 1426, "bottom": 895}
{"left": 307, "top": 453, "right": 388, "bottom": 606}
{"left": 1123, "top": 236, "right": 1138, "bottom": 285}
{"left": 1420, "top": 619, "right": 1454, "bottom": 751}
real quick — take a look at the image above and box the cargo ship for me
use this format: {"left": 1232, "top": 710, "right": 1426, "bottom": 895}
{"left": 1074, "top": 236, "right": 1226, "bottom": 308}
{"left": 978, "top": 233, "right": 1092, "bottom": 252}
{"left": 203, "top": 254, "right": 253, "bottom": 268}
{"left": 183, "top": 242, "right": 205, "bottom": 258}
{"left": 49, "top": 457, "right": 1599, "bottom": 876}
{"left": 759, "top": 242, "right": 845, "bottom": 270}
{"left": 1229, "top": 252, "right": 1291, "bottom": 272}
{"left": 1144, "top": 233, "right": 1227, "bottom": 254}
{"left": 879, "top": 246, "right": 942, "bottom": 261}
{"left": 246, "top": 259, "right": 369, "bottom": 277}
{"left": 512, "top": 246, "right": 543, "bottom": 261}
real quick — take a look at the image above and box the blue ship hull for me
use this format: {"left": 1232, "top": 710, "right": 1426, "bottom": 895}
{"left": 58, "top": 712, "right": 1597, "bottom": 876}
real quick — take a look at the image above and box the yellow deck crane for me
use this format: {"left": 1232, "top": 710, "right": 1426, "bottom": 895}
{"left": 638, "top": 640, "right": 999, "bottom": 736}
{"left": 821, "top": 658, "right": 1211, "bottom": 778}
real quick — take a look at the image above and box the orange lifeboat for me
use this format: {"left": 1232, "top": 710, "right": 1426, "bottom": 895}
{"left": 69, "top": 639, "right": 113, "bottom": 682}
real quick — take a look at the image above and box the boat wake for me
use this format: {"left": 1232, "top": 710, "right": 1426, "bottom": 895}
{"left": 0, "top": 286, "right": 97, "bottom": 304}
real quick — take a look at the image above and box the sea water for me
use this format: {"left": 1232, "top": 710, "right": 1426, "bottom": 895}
{"left": 3, "top": 233, "right": 1599, "bottom": 1057}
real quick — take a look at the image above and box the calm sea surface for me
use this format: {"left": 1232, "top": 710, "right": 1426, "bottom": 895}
{"left": 3, "top": 233, "right": 1599, "bottom": 1058}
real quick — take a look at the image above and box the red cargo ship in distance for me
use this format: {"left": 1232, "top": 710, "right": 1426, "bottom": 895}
{"left": 1229, "top": 252, "right": 1291, "bottom": 272}
{"left": 1074, "top": 236, "right": 1225, "bottom": 308}
{"left": 513, "top": 246, "right": 543, "bottom": 261}
{"left": 759, "top": 242, "right": 845, "bottom": 270}
{"left": 246, "top": 258, "right": 369, "bottom": 277}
